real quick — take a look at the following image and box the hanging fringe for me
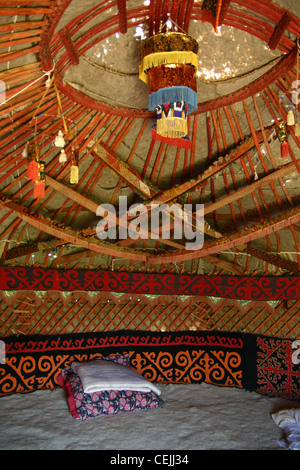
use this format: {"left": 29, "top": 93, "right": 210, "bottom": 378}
{"left": 27, "top": 160, "right": 39, "bottom": 182}
{"left": 276, "top": 122, "right": 289, "bottom": 158}
{"left": 26, "top": 142, "right": 40, "bottom": 181}
{"left": 70, "top": 165, "right": 79, "bottom": 184}
{"left": 152, "top": 125, "right": 191, "bottom": 149}
{"left": 33, "top": 180, "right": 45, "bottom": 200}
{"left": 295, "top": 122, "right": 300, "bottom": 137}
{"left": 157, "top": 116, "right": 188, "bottom": 138}
{"left": 139, "top": 51, "right": 198, "bottom": 83}
{"left": 281, "top": 141, "right": 289, "bottom": 158}
{"left": 33, "top": 161, "right": 46, "bottom": 199}
{"left": 70, "top": 148, "right": 79, "bottom": 184}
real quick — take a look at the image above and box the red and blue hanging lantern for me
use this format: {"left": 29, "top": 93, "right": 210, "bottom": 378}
{"left": 139, "top": 32, "right": 199, "bottom": 149}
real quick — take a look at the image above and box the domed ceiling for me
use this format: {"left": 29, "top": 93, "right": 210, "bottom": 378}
{"left": 0, "top": 0, "right": 300, "bottom": 278}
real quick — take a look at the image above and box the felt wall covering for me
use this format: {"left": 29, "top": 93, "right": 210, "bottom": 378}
{"left": 0, "top": 330, "right": 299, "bottom": 401}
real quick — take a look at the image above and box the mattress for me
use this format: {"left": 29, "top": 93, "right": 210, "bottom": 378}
{"left": 0, "top": 382, "right": 298, "bottom": 451}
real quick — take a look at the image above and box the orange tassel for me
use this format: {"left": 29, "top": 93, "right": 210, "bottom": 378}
{"left": 27, "top": 160, "right": 39, "bottom": 181}
{"left": 33, "top": 180, "right": 45, "bottom": 200}
{"left": 281, "top": 141, "right": 289, "bottom": 158}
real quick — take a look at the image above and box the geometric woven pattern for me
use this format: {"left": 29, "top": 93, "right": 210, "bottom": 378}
{"left": 0, "top": 296, "right": 208, "bottom": 337}
{"left": 0, "top": 295, "right": 299, "bottom": 340}
{"left": 256, "top": 336, "right": 300, "bottom": 401}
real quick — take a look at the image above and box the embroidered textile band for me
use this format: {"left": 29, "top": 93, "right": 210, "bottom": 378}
{"left": 140, "top": 32, "right": 199, "bottom": 60}
{"left": 147, "top": 64, "right": 197, "bottom": 94}
{"left": 149, "top": 86, "right": 197, "bottom": 114}
{"left": 152, "top": 125, "right": 191, "bottom": 148}
{"left": 139, "top": 51, "right": 199, "bottom": 83}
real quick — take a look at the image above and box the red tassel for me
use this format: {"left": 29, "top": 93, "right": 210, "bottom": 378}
{"left": 281, "top": 141, "right": 289, "bottom": 158}
{"left": 33, "top": 180, "right": 45, "bottom": 200}
{"left": 152, "top": 127, "right": 191, "bottom": 149}
{"left": 27, "top": 160, "right": 39, "bottom": 181}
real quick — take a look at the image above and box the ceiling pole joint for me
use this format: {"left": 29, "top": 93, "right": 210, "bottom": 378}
{"left": 117, "top": 0, "right": 128, "bottom": 34}
{"left": 59, "top": 27, "right": 79, "bottom": 65}
{"left": 268, "top": 11, "right": 292, "bottom": 50}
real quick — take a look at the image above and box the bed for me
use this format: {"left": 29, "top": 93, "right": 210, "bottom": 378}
{"left": 0, "top": 381, "right": 299, "bottom": 451}
{"left": 0, "top": 329, "right": 299, "bottom": 451}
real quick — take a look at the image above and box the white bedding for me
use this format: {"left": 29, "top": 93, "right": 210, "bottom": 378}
{"left": 272, "top": 408, "right": 300, "bottom": 449}
{"left": 0, "top": 382, "right": 299, "bottom": 450}
{"left": 71, "top": 358, "right": 161, "bottom": 395}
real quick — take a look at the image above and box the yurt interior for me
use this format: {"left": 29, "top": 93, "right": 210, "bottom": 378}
{"left": 0, "top": 0, "right": 300, "bottom": 452}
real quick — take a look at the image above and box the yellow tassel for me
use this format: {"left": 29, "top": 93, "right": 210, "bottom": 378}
{"left": 287, "top": 110, "right": 295, "bottom": 126}
{"left": 157, "top": 117, "right": 187, "bottom": 138}
{"left": 295, "top": 122, "right": 300, "bottom": 137}
{"left": 139, "top": 51, "right": 198, "bottom": 83}
{"left": 70, "top": 165, "right": 79, "bottom": 184}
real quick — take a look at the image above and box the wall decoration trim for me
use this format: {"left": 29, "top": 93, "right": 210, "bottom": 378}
{"left": 0, "top": 267, "right": 299, "bottom": 300}
{"left": 0, "top": 330, "right": 299, "bottom": 401}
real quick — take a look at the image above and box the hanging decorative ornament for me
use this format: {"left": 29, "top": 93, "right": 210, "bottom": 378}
{"left": 33, "top": 161, "right": 45, "bottom": 200}
{"left": 295, "top": 122, "right": 300, "bottom": 136}
{"left": 22, "top": 142, "right": 28, "bottom": 158}
{"left": 54, "top": 130, "right": 65, "bottom": 148}
{"left": 287, "top": 109, "right": 295, "bottom": 126}
{"left": 26, "top": 142, "right": 40, "bottom": 181}
{"left": 276, "top": 122, "right": 289, "bottom": 158}
{"left": 139, "top": 31, "right": 199, "bottom": 149}
{"left": 59, "top": 148, "right": 67, "bottom": 163}
{"left": 70, "top": 148, "right": 79, "bottom": 184}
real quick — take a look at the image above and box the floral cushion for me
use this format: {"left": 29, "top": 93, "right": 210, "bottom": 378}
{"left": 57, "top": 354, "right": 163, "bottom": 421}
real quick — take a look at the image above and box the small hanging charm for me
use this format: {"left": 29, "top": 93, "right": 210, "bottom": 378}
{"left": 59, "top": 148, "right": 67, "bottom": 163}
{"left": 45, "top": 71, "right": 51, "bottom": 88}
{"left": 33, "top": 161, "right": 45, "bottom": 200}
{"left": 287, "top": 109, "right": 295, "bottom": 126}
{"left": 22, "top": 142, "right": 28, "bottom": 158}
{"left": 276, "top": 122, "right": 289, "bottom": 158}
{"left": 34, "top": 180, "right": 45, "bottom": 200}
{"left": 70, "top": 148, "right": 79, "bottom": 184}
{"left": 27, "top": 142, "right": 40, "bottom": 181}
{"left": 54, "top": 130, "right": 65, "bottom": 148}
{"left": 295, "top": 122, "right": 300, "bottom": 137}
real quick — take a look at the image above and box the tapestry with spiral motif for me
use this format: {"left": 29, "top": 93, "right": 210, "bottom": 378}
{"left": 0, "top": 267, "right": 300, "bottom": 300}
{"left": 0, "top": 330, "right": 247, "bottom": 396}
{"left": 1, "top": 330, "right": 298, "bottom": 400}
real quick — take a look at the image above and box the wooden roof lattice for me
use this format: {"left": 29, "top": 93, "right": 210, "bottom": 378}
{"left": 0, "top": 0, "right": 299, "bottom": 281}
